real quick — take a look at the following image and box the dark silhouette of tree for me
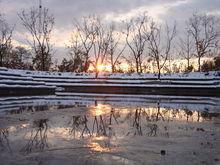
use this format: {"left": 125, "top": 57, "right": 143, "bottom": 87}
{"left": 7, "top": 46, "right": 32, "bottom": 69}
{"left": 179, "top": 28, "right": 194, "bottom": 70}
{"left": 0, "top": 15, "right": 13, "bottom": 67}
{"left": 73, "top": 16, "right": 111, "bottom": 77}
{"left": 18, "top": 7, "right": 54, "bottom": 71}
{"left": 147, "top": 21, "right": 176, "bottom": 79}
{"left": 68, "top": 31, "right": 90, "bottom": 72}
{"left": 107, "top": 23, "right": 126, "bottom": 73}
{"left": 188, "top": 13, "right": 220, "bottom": 71}
{"left": 125, "top": 13, "right": 149, "bottom": 73}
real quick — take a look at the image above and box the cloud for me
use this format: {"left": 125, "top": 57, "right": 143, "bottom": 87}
{"left": 1, "top": 0, "right": 220, "bottom": 62}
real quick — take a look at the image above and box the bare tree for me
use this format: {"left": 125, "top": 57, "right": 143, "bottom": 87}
{"left": 188, "top": 13, "right": 220, "bottom": 71}
{"left": 73, "top": 16, "right": 111, "bottom": 77}
{"left": 73, "top": 16, "right": 97, "bottom": 72}
{"left": 90, "top": 17, "right": 111, "bottom": 78}
{"left": 147, "top": 21, "right": 176, "bottom": 79}
{"left": 125, "top": 14, "right": 149, "bottom": 73}
{"left": 107, "top": 23, "right": 126, "bottom": 73}
{"left": 18, "top": 7, "right": 54, "bottom": 71}
{"left": 0, "top": 15, "right": 13, "bottom": 67}
{"left": 179, "top": 29, "right": 194, "bottom": 70}
{"left": 67, "top": 32, "right": 88, "bottom": 72}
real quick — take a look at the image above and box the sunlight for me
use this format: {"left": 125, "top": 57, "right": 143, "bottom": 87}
{"left": 97, "top": 64, "right": 107, "bottom": 72}
{"left": 90, "top": 103, "right": 112, "bottom": 116}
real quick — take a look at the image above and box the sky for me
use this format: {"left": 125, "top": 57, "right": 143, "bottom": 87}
{"left": 0, "top": 0, "right": 220, "bottom": 63}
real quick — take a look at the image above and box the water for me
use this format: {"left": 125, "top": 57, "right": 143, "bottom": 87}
{"left": 0, "top": 96, "right": 220, "bottom": 165}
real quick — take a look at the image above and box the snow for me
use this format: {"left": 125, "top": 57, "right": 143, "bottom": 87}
{"left": 0, "top": 67, "right": 220, "bottom": 93}
{"left": 1, "top": 67, "right": 220, "bottom": 80}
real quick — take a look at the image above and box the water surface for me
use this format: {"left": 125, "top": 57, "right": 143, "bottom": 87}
{"left": 0, "top": 96, "right": 219, "bottom": 165}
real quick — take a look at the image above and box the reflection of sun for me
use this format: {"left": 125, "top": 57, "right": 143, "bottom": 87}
{"left": 91, "top": 103, "right": 112, "bottom": 116}
{"left": 88, "top": 142, "right": 111, "bottom": 152}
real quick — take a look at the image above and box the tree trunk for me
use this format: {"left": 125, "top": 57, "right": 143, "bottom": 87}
{"left": 158, "top": 68, "right": 161, "bottom": 80}
{"left": 157, "top": 61, "right": 161, "bottom": 80}
{"left": 95, "top": 71, "right": 99, "bottom": 78}
{"left": 198, "top": 56, "right": 201, "bottom": 72}
{"left": 0, "top": 53, "right": 2, "bottom": 67}
{"left": 187, "top": 58, "right": 190, "bottom": 69}
{"left": 112, "top": 65, "right": 115, "bottom": 73}
{"left": 136, "top": 59, "right": 139, "bottom": 73}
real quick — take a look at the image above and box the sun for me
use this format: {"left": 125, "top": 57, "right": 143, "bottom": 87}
{"left": 96, "top": 64, "right": 112, "bottom": 72}
{"left": 97, "top": 64, "right": 105, "bottom": 72}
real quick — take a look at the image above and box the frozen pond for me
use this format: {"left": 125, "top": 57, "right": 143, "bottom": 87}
{"left": 0, "top": 96, "right": 220, "bottom": 165}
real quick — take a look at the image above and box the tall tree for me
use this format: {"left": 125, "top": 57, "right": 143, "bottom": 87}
{"left": 73, "top": 16, "right": 111, "bottom": 78}
{"left": 179, "top": 29, "right": 194, "bottom": 70}
{"left": 147, "top": 21, "right": 176, "bottom": 79}
{"left": 125, "top": 14, "right": 149, "bottom": 73}
{"left": 91, "top": 17, "right": 111, "bottom": 78}
{"left": 18, "top": 7, "right": 54, "bottom": 71}
{"left": 0, "top": 15, "right": 13, "bottom": 67}
{"left": 73, "top": 16, "right": 96, "bottom": 72}
{"left": 107, "top": 23, "right": 126, "bottom": 73}
{"left": 188, "top": 13, "right": 220, "bottom": 71}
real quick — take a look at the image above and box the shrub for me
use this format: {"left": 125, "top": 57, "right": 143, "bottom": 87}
{"left": 201, "top": 60, "right": 215, "bottom": 72}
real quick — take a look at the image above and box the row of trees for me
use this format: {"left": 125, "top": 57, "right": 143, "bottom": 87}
{"left": 64, "top": 13, "right": 220, "bottom": 78}
{"left": 0, "top": 7, "right": 54, "bottom": 71}
{"left": 0, "top": 5, "right": 220, "bottom": 78}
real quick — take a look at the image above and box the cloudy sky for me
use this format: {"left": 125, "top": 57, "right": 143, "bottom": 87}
{"left": 0, "top": 0, "right": 220, "bottom": 62}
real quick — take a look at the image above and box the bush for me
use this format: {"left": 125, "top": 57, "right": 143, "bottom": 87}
{"left": 214, "top": 56, "right": 220, "bottom": 70}
{"left": 184, "top": 65, "right": 194, "bottom": 73}
{"left": 201, "top": 60, "right": 215, "bottom": 72}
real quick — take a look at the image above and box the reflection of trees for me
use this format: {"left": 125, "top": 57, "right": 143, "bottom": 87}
{"left": 0, "top": 129, "right": 11, "bottom": 153}
{"left": 133, "top": 109, "right": 143, "bottom": 136}
{"left": 8, "top": 104, "right": 80, "bottom": 115}
{"left": 146, "top": 124, "right": 158, "bottom": 136}
{"left": 130, "top": 108, "right": 159, "bottom": 137}
{"left": 92, "top": 116, "right": 107, "bottom": 136}
{"left": 69, "top": 109, "right": 119, "bottom": 138}
{"left": 21, "top": 119, "right": 49, "bottom": 154}
{"left": 8, "top": 105, "right": 50, "bottom": 115}
{"left": 68, "top": 106, "right": 217, "bottom": 139}
{"left": 184, "top": 109, "right": 193, "bottom": 122}
{"left": 201, "top": 111, "right": 219, "bottom": 121}
{"left": 70, "top": 116, "right": 91, "bottom": 138}
{"left": 92, "top": 108, "right": 119, "bottom": 137}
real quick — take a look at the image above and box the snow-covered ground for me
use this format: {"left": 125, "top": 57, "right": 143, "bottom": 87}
{"left": 1, "top": 67, "right": 220, "bottom": 80}
{"left": 0, "top": 67, "right": 220, "bottom": 96}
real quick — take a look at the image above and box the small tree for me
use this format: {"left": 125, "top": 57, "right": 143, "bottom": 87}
{"left": 201, "top": 60, "right": 215, "bottom": 72}
{"left": 188, "top": 13, "right": 220, "bottom": 71}
{"left": 9, "top": 46, "right": 32, "bottom": 69}
{"left": 18, "top": 7, "right": 54, "bottom": 71}
{"left": 0, "top": 15, "right": 13, "bottom": 67}
{"left": 68, "top": 32, "right": 89, "bottom": 72}
{"left": 214, "top": 56, "right": 220, "bottom": 70}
